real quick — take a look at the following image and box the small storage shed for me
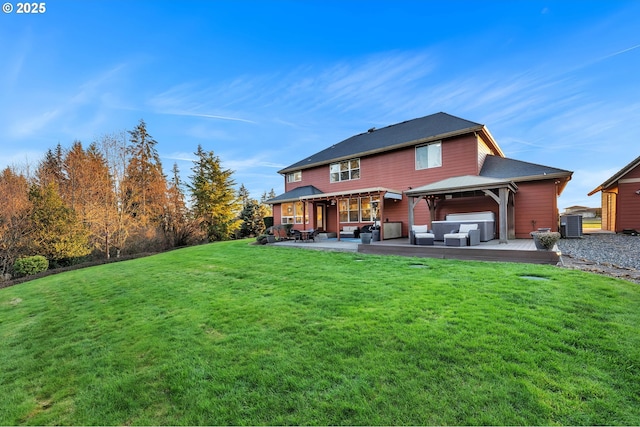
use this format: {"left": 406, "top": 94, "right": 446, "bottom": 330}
{"left": 588, "top": 154, "right": 640, "bottom": 233}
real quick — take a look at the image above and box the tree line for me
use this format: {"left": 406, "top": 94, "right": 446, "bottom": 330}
{"left": 0, "top": 119, "right": 276, "bottom": 279}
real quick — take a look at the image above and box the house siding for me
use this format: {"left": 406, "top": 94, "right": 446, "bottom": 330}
{"left": 513, "top": 181, "right": 560, "bottom": 237}
{"left": 615, "top": 163, "right": 640, "bottom": 231}
{"left": 477, "top": 137, "right": 492, "bottom": 172}
{"left": 601, "top": 190, "right": 617, "bottom": 231}
{"left": 272, "top": 204, "right": 282, "bottom": 223}
{"left": 285, "top": 134, "right": 484, "bottom": 194}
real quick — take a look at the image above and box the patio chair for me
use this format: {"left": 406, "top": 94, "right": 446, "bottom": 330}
{"left": 410, "top": 225, "right": 434, "bottom": 245}
{"left": 443, "top": 223, "right": 480, "bottom": 246}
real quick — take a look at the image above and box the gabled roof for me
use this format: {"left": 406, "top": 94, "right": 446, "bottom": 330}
{"left": 588, "top": 154, "right": 640, "bottom": 196}
{"left": 279, "top": 112, "right": 495, "bottom": 174}
{"left": 480, "top": 155, "right": 572, "bottom": 195}
{"left": 265, "top": 185, "right": 324, "bottom": 203}
{"left": 480, "top": 155, "right": 572, "bottom": 181}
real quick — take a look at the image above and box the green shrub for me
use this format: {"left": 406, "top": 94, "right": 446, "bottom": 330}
{"left": 14, "top": 255, "right": 49, "bottom": 277}
{"left": 530, "top": 231, "right": 561, "bottom": 250}
{"left": 263, "top": 216, "right": 274, "bottom": 229}
{"left": 256, "top": 234, "right": 269, "bottom": 245}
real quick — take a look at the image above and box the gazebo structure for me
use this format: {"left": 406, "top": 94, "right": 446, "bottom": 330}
{"left": 405, "top": 175, "right": 518, "bottom": 243}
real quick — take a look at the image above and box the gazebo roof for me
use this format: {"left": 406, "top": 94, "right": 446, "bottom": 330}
{"left": 405, "top": 175, "right": 517, "bottom": 196}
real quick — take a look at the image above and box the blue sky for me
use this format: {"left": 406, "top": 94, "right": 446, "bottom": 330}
{"left": 2, "top": 1, "right": 639, "bottom": 209}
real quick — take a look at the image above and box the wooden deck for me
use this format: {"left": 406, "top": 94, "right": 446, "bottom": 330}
{"left": 274, "top": 237, "right": 561, "bottom": 265}
{"left": 358, "top": 238, "right": 560, "bottom": 264}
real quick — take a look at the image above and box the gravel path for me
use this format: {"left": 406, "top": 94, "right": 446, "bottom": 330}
{"left": 557, "top": 233, "right": 640, "bottom": 283}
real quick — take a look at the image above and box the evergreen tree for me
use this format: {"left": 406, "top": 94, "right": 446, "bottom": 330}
{"left": 123, "top": 119, "right": 167, "bottom": 228}
{"left": 260, "top": 188, "right": 276, "bottom": 216}
{"left": 164, "top": 163, "right": 201, "bottom": 247}
{"left": 239, "top": 199, "right": 266, "bottom": 238}
{"left": 35, "top": 143, "right": 65, "bottom": 190}
{"left": 189, "top": 145, "right": 241, "bottom": 241}
{"left": 238, "top": 184, "right": 251, "bottom": 207}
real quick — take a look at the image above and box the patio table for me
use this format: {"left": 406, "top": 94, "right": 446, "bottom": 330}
{"left": 300, "top": 229, "right": 314, "bottom": 242}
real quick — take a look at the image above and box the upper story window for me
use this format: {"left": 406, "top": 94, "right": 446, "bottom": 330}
{"left": 286, "top": 170, "right": 302, "bottom": 183}
{"left": 416, "top": 141, "right": 442, "bottom": 170}
{"left": 330, "top": 158, "right": 360, "bottom": 183}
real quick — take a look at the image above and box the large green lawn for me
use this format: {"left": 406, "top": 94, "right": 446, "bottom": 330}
{"left": 1, "top": 240, "right": 639, "bottom": 425}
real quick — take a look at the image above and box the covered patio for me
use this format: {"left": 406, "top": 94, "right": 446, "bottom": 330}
{"left": 405, "top": 175, "right": 518, "bottom": 244}
{"left": 296, "top": 186, "right": 404, "bottom": 241}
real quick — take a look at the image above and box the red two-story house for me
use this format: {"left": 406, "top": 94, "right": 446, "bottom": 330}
{"left": 268, "top": 112, "right": 572, "bottom": 242}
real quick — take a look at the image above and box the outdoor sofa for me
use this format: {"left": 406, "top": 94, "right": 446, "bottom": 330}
{"left": 339, "top": 226, "right": 360, "bottom": 238}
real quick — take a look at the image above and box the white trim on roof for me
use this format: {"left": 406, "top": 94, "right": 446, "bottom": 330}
{"left": 300, "top": 187, "right": 403, "bottom": 201}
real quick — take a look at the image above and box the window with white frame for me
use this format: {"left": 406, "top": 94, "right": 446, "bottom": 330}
{"left": 281, "top": 202, "right": 309, "bottom": 225}
{"left": 281, "top": 202, "right": 295, "bottom": 224}
{"left": 360, "top": 197, "right": 379, "bottom": 222}
{"left": 294, "top": 201, "right": 309, "bottom": 224}
{"left": 338, "top": 196, "right": 380, "bottom": 223}
{"left": 416, "top": 141, "right": 442, "bottom": 170}
{"left": 286, "top": 170, "right": 302, "bottom": 183}
{"left": 330, "top": 158, "right": 360, "bottom": 183}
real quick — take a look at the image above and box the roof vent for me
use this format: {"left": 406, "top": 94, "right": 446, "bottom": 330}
{"left": 367, "top": 127, "right": 376, "bottom": 133}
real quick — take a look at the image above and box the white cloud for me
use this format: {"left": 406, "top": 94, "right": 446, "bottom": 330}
{"left": 0, "top": 149, "right": 46, "bottom": 173}
{"left": 224, "top": 156, "right": 286, "bottom": 171}
{"left": 6, "top": 64, "right": 128, "bottom": 139}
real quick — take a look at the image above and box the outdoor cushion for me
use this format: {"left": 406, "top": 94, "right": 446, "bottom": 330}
{"left": 458, "top": 223, "right": 478, "bottom": 233}
{"left": 340, "top": 226, "right": 360, "bottom": 238}
{"left": 414, "top": 231, "right": 435, "bottom": 246}
{"left": 444, "top": 228, "right": 480, "bottom": 246}
{"left": 444, "top": 234, "right": 467, "bottom": 246}
{"left": 410, "top": 225, "right": 431, "bottom": 245}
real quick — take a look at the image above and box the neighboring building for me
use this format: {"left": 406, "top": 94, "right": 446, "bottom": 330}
{"left": 588, "top": 154, "right": 640, "bottom": 232}
{"left": 562, "top": 206, "right": 600, "bottom": 218}
{"left": 268, "top": 112, "right": 573, "bottom": 241}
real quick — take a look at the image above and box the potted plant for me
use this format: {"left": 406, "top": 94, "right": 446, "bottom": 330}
{"left": 530, "top": 230, "right": 561, "bottom": 250}
{"left": 360, "top": 224, "right": 373, "bottom": 244}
